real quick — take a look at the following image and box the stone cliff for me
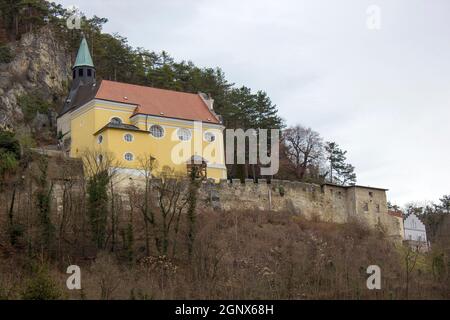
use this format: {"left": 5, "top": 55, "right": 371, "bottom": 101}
{"left": 0, "top": 26, "right": 71, "bottom": 129}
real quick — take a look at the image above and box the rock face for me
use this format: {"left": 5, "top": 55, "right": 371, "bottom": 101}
{"left": 0, "top": 26, "right": 71, "bottom": 129}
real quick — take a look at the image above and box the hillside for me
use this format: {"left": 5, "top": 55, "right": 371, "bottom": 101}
{"left": 0, "top": 203, "right": 447, "bottom": 299}
{"left": 0, "top": 152, "right": 447, "bottom": 300}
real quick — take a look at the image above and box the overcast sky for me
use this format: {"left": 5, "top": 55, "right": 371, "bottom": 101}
{"left": 55, "top": 0, "right": 450, "bottom": 206}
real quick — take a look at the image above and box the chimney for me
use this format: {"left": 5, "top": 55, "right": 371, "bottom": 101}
{"left": 198, "top": 92, "right": 215, "bottom": 111}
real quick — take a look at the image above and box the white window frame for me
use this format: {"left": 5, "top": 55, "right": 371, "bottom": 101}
{"left": 177, "top": 128, "right": 192, "bottom": 141}
{"left": 124, "top": 152, "right": 134, "bottom": 162}
{"left": 123, "top": 133, "right": 134, "bottom": 142}
{"left": 149, "top": 124, "right": 165, "bottom": 139}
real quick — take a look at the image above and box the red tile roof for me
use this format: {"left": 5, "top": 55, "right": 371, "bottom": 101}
{"left": 95, "top": 80, "right": 220, "bottom": 124}
{"left": 388, "top": 210, "right": 404, "bottom": 218}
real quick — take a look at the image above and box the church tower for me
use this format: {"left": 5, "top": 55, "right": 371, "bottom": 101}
{"left": 60, "top": 36, "right": 96, "bottom": 116}
{"left": 72, "top": 36, "right": 95, "bottom": 87}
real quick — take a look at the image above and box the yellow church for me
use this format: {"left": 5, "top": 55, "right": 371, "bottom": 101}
{"left": 57, "top": 37, "right": 227, "bottom": 181}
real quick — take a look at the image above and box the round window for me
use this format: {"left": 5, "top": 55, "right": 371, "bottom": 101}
{"left": 177, "top": 128, "right": 192, "bottom": 141}
{"left": 124, "top": 133, "right": 133, "bottom": 142}
{"left": 124, "top": 152, "right": 134, "bottom": 161}
{"left": 204, "top": 132, "right": 216, "bottom": 142}
{"left": 149, "top": 125, "right": 164, "bottom": 138}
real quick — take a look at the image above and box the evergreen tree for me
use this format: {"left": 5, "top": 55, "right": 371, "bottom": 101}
{"left": 253, "top": 90, "right": 283, "bottom": 129}
{"left": 325, "top": 141, "right": 356, "bottom": 185}
{"left": 35, "top": 155, "right": 54, "bottom": 251}
{"left": 87, "top": 170, "right": 109, "bottom": 249}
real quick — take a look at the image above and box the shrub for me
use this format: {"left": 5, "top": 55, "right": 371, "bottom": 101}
{"left": 17, "top": 94, "right": 53, "bottom": 122}
{"left": 0, "top": 45, "right": 14, "bottom": 64}
{"left": 15, "top": 130, "right": 36, "bottom": 149}
{"left": 21, "top": 267, "right": 61, "bottom": 300}
{"left": 0, "top": 130, "right": 20, "bottom": 158}
{"left": 0, "top": 130, "right": 20, "bottom": 176}
{"left": 0, "top": 152, "right": 18, "bottom": 176}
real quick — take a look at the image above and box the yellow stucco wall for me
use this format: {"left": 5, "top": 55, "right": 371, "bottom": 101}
{"left": 62, "top": 99, "right": 227, "bottom": 181}
{"left": 70, "top": 105, "right": 96, "bottom": 158}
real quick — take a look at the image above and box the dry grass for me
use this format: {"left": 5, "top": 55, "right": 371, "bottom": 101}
{"left": 1, "top": 209, "right": 447, "bottom": 300}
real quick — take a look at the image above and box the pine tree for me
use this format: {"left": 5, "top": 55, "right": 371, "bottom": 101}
{"left": 325, "top": 142, "right": 356, "bottom": 185}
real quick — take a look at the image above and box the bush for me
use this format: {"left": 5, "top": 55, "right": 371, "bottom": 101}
{"left": 17, "top": 94, "right": 53, "bottom": 122}
{"left": 0, "top": 45, "right": 14, "bottom": 64}
{"left": 0, "top": 152, "right": 18, "bottom": 176}
{"left": 21, "top": 267, "right": 61, "bottom": 300}
{"left": 0, "top": 130, "right": 20, "bottom": 176}
{"left": 0, "top": 130, "right": 20, "bottom": 157}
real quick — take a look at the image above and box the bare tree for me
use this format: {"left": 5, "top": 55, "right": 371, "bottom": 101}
{"left": 136, "top": 154, "right": 158, "bottom": 257}
{"left": 135, "top": 157, "right": 189, "bottom": 257}
{"left": 155, "top": 167, "right": 189, "bottom": 256}
{"left": 282, "top": 125, "right": 324, "bottom": 180}
{"left": 403, "top": 244, "right": 420, "bottom": 299}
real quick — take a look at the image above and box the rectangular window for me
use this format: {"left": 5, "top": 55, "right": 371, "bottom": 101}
{"left": 79, "top": 69, "right": 84, "bottom": 77}
{"left": 87, "top": 69, "right": 92, "bottom": 77}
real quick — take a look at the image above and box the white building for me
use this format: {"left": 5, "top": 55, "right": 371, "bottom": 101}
{"left": 403, "top": 213, "right": 428, "bottom": 249}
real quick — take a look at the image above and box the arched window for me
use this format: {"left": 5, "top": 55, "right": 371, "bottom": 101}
{"left": 124, "top": 133, "right": 133, "bottom": 142}
{"left": 97, "top": 135, "right": 103, "bottom": 144}
{"left": 124, "top": 152, "right": 134, "bottom": 161}
{"left": 149, "top": 125, "right": 164, "bottom": 138}
{"left": 177, "top": 128, "right": 192, "bottom": 141}
{"left": 204, "top": 131, "right": 216, "bottom": 142}
{"left": 97, "top": 154, "right": 103, "bottom": 163}
{"left": 110, "top": 117, "right": 122, "bottom": 125}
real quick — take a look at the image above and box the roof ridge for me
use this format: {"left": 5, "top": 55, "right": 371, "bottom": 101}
{"left": 100, "top": 79, "right": 202, "bottom": 97}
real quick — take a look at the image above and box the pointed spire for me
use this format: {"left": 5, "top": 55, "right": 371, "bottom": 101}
{"left": 73, "top": 36, "right": 94, "bottom": 69}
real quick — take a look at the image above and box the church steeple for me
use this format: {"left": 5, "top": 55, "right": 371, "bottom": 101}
{"left": 72, "top": 36, "right": 95, "bottom": 87}
{"left": 61, "top": 36, "right": 97, "bottom": 116}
